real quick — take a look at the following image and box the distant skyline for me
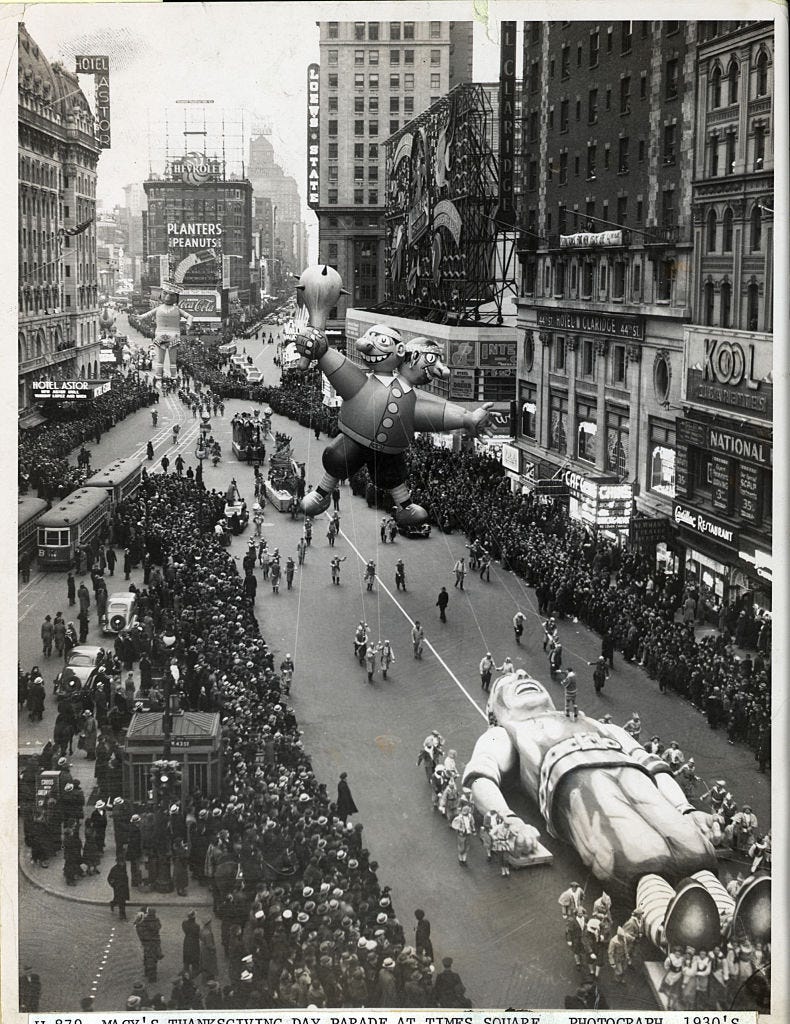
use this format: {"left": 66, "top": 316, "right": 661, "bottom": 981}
{"left": 15, "top": 3, "right": 504, "bottom": 260}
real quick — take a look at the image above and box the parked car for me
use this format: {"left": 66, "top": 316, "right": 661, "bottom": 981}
{"left": 103, "top": 592, "right": 138, "bottom": 635}
{"left": 244, "top": 367, "right": 264, "bottom": 384}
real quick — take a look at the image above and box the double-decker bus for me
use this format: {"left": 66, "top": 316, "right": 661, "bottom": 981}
{"left": 36, "top": 489, "right": 112, "bottom": 570}
{"left": 83, "top": 457, "right": 143, "bottom": 507}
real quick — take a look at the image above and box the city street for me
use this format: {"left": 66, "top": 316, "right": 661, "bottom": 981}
{"left": 18, "top": 319, "right": 770, "bottom": 1011}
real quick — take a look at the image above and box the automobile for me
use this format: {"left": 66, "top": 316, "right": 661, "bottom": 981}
{"left": 231, "top": 354, "right": 247, "bottom": 368}
{"left": 397, "top": 521, "right": 432, "bottom": 539}
{"left": 218, "top": 342, "right": 237, "bottom": 356}
{"left": 61, "top": 645, "right": 107, "bottom": 690}
{"left": 244, "top": 367, "right": 264, "bottom": 384}
{"left": 103, "top": 592, "right": 139, "bottom": 635}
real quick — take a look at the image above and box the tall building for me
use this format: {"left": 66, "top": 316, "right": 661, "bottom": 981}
{"left": 120, "top": 183, "right": 146, "bottom": 287}
{"left": 675, "top": 21, "right": 774, "bottom": 610}
{"left": 18, "top": 22, "right": 103, "bottom": 414}
{"left": 313, "top": 18, "right": 473, "bottom": 335}
{"left": 248, "top": 134, "right": 305, "bottom": 280}
{"left": 143, "top": 154, "right": 253, "bottom": 324}
{"left": 513, "top": 21, "right": 700, "bottom": 542}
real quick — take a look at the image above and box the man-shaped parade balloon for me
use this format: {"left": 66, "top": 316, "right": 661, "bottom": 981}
{"left": 136, "top": 282, "right": 193, "bottom": 379}
{"left": 292, "top": 265, "right": 494, "bottom": 524}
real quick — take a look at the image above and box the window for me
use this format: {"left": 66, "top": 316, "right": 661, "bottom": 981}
{"left": 390, "top": 96, "right": 400, "bottom": 112}
{"left": 369, "top": 96, "right": 379, "bottom": 112}
{"left": 354, "top": 22, "right": 365, "bottom": 40}
{"left": 354, "top": 189, "right": 364, "bottom": 205}
{"left": 649, "top": 420, "right": 676, "bottom": 496}
{"left": 430, "top": 72, "right": 441, "bottom": 91}
{"left": 404, "top": 73, "right": 414, "bottom": 89}
{"left": 725, "top": 132, "right": 736, "bottom": 174}
{"left": 636, "top": 198, "right": 643, "bottom": 221}
{"left": 750, "top": 205, "right": 762, "bottom": 250}
{"left": 589, "top": 30, "right": 599, "bottom": 66}
{"left": 705, "top": 208, "right": 719, "bottom": 252}
{"left": 657, "top": 259, "right": 675, "bottom": 301}
{"left": 618, "top": 137, "right": 629, "bottom": 173}
{"left": 329, "top": 142, "right": 338, "bottom": 158}
{"left": 530, "top": 61, "right": 540, "bottom": 94}
{"left": 612, "top": 344, "right": 626, "bottom": 384}
{"left": 554, "top": 335, "right": 566, "bottom": 370}
{"left": 549, "top": 392, "right": 568, "bottom": 452}
{"left": 728, "top": 60, "right": 739, "bottom": 104}
{"left": 530, "top": 111, "right": 539, "bottom": 141}
{"left": 390, "top": 49, "right": 400, "bottom": 65}
{"left": 703, "top": 281, "right": 715, "bottom": 325}
{"left": 354, "top": 120, "right": 364, "bottom": 136}
{"left": 328, "top": 189, "right": 338, "bottom": 205}
{"left": 588, "top": 88, "right": 598, "bottom": 123}
{"left": 354, "top": 164, "right": 365, "bottom": 182}
{"left": 390, "top": 120, "right": 399, "bottom": 135}
{"left": 577, "top": 401, "right": 597, "bottom": 463}
{"left": 607, "top": 27, "right": 613, "bottom": 52}
{"left": 668, "top": 58, "right": 680, "bottom": 98}
{"left": 559, "top": 151, "right": 568, "bottom": 184}
{"left": 620, "top": 76, "right": 631, "bottom": 114}
{"left": 606, "top": 87, "right": 611, "bottom": 110}
{"left": 577, "top": 44, "right": 583, "bottom": 66}
{"left": 554, "top": 261, "right": 566, "bottom": 296}
{"left": 756, "top": 51, "right": 769, "bottom": 96}
{"left": 404, "top": 49, "right": 414, "bottom": 65}
{"left": 664, "top": 124, "right": 676, "bottom": 165}
{"left": 369, "top": 50, "right": 379, "bottom": 65}
{"left": 368, "top": 165, "right": 379, "bottom": 181}
{"left": 368, "top": 22, "right": 379, "bottom": 40}
{"left": 430, "top": 21, "right": 441, "bottom": 38}
{"left": 431, "top": 49, "right": 441, "bottom": 65}
{"left": 327, "top": 164, "right": 338, "bottom": 183}
{"left": 528, "top": 159, "right": 538, "bottom": 191}
{"left": 328, "top": 73, "right": 338, "bottom": 89}
{"left": 368, "top": 190, "right": 378, "bottom": 205}
{"left": 404, "top": 96, "right": 414, "bottom": 114}
{"left": 328, "top": 119, "right": 338, "bottom": 136}
{"left": 390, "top": 74, "right": 400, "bottom": 89}
{"left": 720, "top": 280, "right": 732, "bottom": 328}
{"left": 574, "top": 155, "right": 580, "bottom": 177}
{"left": 390, "top": 21, "right": 401, "bottom": 40}
{"left": 754, "top": 125, "right": 766, "bottom": 169}
{"left": 661, "top": 189, "right": 676, "bottom": 228}
{"left": 561, "top": 45, "right": 570, "bottom": 79}
{"left": 587, "top": 144, "right": 597, "bottom": 179}
{"left": 355, "top": 50, "right": 365, "bottom": 65}
{"left": 369, "top": 73, "right": 379, "bottom": 90}
{"left": 355, "top": 72, "right": 364, "bottom": 88}
{"left": 351, "top": 97, "right": 360, "bottom": 113}
{"left": 576, "top": 99, "right": 581, "bottom": 121}
{"left": 368, "top": 143, "right": 378, "bottom": 159}
{"left": 633, "top": 262, "right": 642, "bottom": 296}
{"left": 328, "top": 49, "right": 338, "bottom": 65}
{"left": 613, "top": 260, "right": 626, "bottom": 299}
{"left": 747, "top": 280, "right": 759, "bottom": 330}
{"left": 403, "top": 22, "right": 414, "bottom": 39}
{"left": 718, "top": 207, "right": 733, "bottom": 252}
{"left": 621, "top": 21, "right": 632, "bottom": 53}
{"left": 710, "top": 135, "right": 719, "bottom": 176}
{"left": 606, "top": 408, "right": 630, "bottom": 478}
{"left": 580, "top": 338, "right": 595, "bottom": 376}
{"left": 560, "top": 99, "right": 569, "bottom": 132}
{"left": 520, "top": 384, "right": 537, "bottom": 438}
{"left": 711, "top": 65, "right": 722, "bottom": 108}
{"left": 327, "top": 22, "right": 338, "bottom": 39}
{"left": 369, "top": 121, "right": 378, "bottom": 136}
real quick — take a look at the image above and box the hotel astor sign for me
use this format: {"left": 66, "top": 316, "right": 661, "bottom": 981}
{"left": 536, "top": 308, "right": 644, "bottom": 341}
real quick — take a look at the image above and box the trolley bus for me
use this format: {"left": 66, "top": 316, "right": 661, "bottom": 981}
{"left": 83, "top": 456, "right": 143, "bottom": 507}
{"left": 36, "top": 488, "right": 112, "bottom": 570}
{"left": 18, "top": 494, "right": 48, "bottom": 566}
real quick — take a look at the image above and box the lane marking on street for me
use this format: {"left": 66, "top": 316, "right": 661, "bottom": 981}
{"left": 88, "top": 925, "right": 116, "bottom": 1004}
{"left": 333, "top": 517, "right": 487, "bottom": 721}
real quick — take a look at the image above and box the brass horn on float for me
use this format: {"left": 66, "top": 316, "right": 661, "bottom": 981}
{"left": 294, "top": 264, "right": 348, "bottom": 371}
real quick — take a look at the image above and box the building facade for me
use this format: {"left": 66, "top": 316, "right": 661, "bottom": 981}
{"left": 248, "top": 133, "right": 305, "bottom": 281}
{"left": 513, "top": 21, "right": 700, "bottom": 542}
{"left": 143, "top": 159, "right": 253, "bottom": 319}
{"left": 675, "top": 21, "right": 774, "bottom": 610}
{"left": 18, "top": 23, "right": 103, "bottom": 414}
{"left": 313, "top": 19, "right": 473, "bottom": 334}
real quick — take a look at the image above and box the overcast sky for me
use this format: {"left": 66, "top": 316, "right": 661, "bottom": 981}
{"left": 15, "top": 1, "right": 505, "bottom": 256}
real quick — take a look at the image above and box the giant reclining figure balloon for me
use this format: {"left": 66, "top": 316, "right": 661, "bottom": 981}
{"left": 463, "top": 670, "right": 771, "bottom": 951}
{"left": 291, "top": 264, "right": 494, "bottom": 525}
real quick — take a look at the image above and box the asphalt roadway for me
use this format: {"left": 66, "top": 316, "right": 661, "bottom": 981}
{"left": 16, "top": 317, "right": 770, "bottom": 1011}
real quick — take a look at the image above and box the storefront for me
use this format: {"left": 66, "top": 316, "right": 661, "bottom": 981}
{"left": 565, "top": 469, "right": 633, "bottom": 541}
{"left": 673, "top": 500, "right": 739, "bottom": 603}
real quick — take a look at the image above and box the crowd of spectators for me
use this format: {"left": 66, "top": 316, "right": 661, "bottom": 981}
{"left": 21, "top": 470, "right": 463, "bottom": 1009}
{"left": 18, "top": 375, "right": 159, "bottom": 501}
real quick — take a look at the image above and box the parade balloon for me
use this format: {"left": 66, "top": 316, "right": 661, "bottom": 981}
{"left": 294, "top": 264, "right": 348, "bottom": 371}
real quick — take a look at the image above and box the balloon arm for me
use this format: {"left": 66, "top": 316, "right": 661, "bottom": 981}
{"left": 323, "top": 353, "right": 367, "bottom": 400}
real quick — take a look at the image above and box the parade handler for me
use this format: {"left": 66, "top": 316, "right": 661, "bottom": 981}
{"left": 463, "top": 671, "right": 718, "bottom": 886}
{"left": 293, "top": 322, "right": 493, "bottom": 525}
{"left": 136, "top": 282, "right": 193, "bottom": 378}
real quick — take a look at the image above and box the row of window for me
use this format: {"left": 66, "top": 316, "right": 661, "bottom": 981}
{"left": 555, "top": 23, "right": 652, "bottom": 78}
{"left": 343, "top": 71, "right": 441, "bottom": 91}
{"left": 350, "top": 49, "right": 441, "bottom": 66}
{"left": 709, "top": 51, "right": 769, "bottom": 108}
{"left": 19, "top": 285, "right": 98, "bottom": 314}
{"left": 326, "top": 189, "right": 379, "bottom": 206}
{"left": 523, "top": 256, "right": 676, "bottom": 303}
{"left": 702, "top": 279, "right": 762, "bottom": 331}
{"left": 707, "top": 125, "right": 767, "bottom": 175}
{"left": 524, "top": 188, "right": 676, "bottom": 237}
{"left": 706, "top": 206, "right": 764, "bottom": 253}
{"left": 327, "top": 117, "right": 437, "bottom": 139}
{"left": 330, "top": 95, "right": 416, "bottom": 115}
{"left": 327, "top": 21, "right": 431, "bottom": 41}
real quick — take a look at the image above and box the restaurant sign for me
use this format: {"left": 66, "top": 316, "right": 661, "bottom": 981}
{"left": 536, "top": 308, "right": 644, "bottom": 341}
{"left": 673, "top": 501, "right": 738, "bottom": 548}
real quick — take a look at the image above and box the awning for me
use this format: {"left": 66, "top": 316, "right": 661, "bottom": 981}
{"left": 19, "top": 408, "right": 48, "bottom": 430}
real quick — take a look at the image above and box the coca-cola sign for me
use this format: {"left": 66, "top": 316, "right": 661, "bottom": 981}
{"left": 178, "top": 291, "right": 220, "bottom": 314}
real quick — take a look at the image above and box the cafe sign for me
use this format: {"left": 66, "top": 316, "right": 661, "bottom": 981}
{"left": 684, "top": 328, "right": 772, "bottom": 422}
{"left": 565, "top": 470, "right": 633, "bottom": 528}
{"left": 673, "top": 501, "right": 738, "bottom": 547}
